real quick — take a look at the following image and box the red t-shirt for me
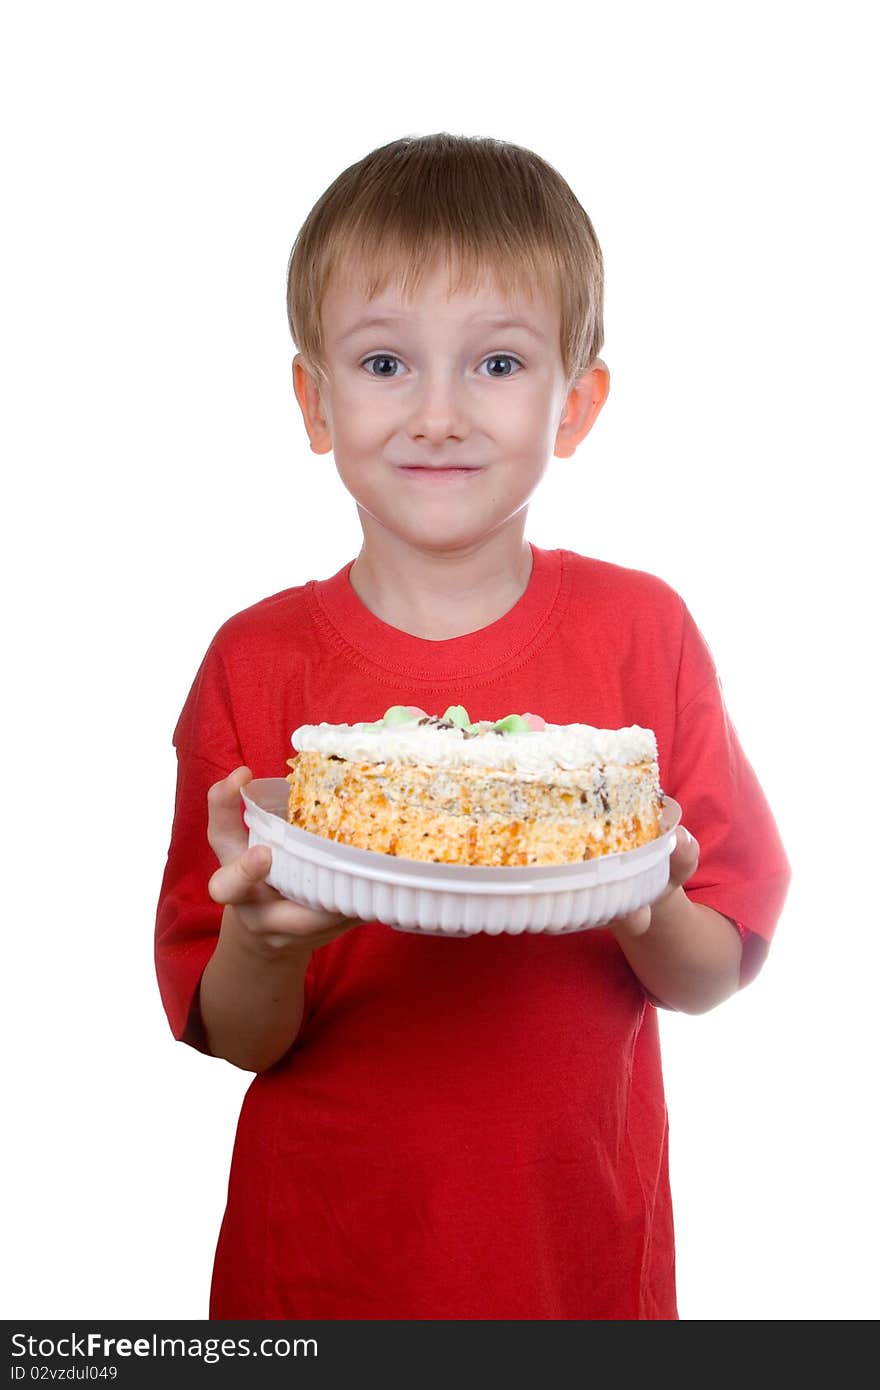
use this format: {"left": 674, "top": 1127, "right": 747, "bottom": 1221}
{"left": 155, "top": 544, "right": 790, "bottom": 1320}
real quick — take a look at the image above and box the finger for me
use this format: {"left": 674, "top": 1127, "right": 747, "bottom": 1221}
{"left": 608, "top": 904, "right": 652, "bottom": 937}
{"left": 208, "top": 842, "right": 273, "bottom": 905}
{"left": 237, "top": 895, "right": 354, "bottom": 933}
{"left": 261, "top": 918, "right": 360, "bottom": 951}
{"left": 207, "top": 766, "right": 253, "bottom": 865}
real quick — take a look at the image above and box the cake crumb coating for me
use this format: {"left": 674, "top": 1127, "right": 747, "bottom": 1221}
{"left": 286, "top": 750, "right": 663, "bottom": 866}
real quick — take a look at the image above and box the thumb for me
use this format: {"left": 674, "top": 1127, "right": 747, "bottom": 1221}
{"left": 207, "top": 766, "right": 254, "bottom": 866}
{"left": 667, "top": 825, "right": 700, "bottom": 891}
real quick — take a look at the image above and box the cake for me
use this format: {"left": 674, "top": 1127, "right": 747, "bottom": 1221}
{"left": 286, "top": 705, "right": 664, "bottom": 867}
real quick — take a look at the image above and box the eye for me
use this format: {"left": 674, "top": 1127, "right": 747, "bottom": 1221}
{"left": 362, "top": 354, "right": 403, "bottom": 378}
{"left": 360, "top": 353, "right": 524, "bottom": 379}
{"left": 480, "top": 354, "right": 523, "bottom": 378}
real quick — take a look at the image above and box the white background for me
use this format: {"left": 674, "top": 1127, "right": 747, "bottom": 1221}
{"left": 3, "top": 0, "right": 877, "bottom": 1322}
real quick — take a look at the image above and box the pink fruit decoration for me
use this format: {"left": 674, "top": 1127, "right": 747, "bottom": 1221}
{"left": 522, "top": 712, "right": 546, "bottom": 731}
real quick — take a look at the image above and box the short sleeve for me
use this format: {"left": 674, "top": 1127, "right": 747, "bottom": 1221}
{"left": 666, "top": 605, "right": 791, "bottom": 988}
{"left": 154, "top": 641, "right": 245, "bottom": 1052}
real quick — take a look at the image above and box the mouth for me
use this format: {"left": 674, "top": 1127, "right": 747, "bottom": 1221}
{"left": 396, "top": 464, "right": 484, "bottom": 479}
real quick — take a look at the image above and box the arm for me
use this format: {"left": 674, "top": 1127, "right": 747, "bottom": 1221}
{"left": 199, "top": 896, "right": 314, "bottom": 1074}
{"left": 625, "top": 597, "right": 792, "bottom": 1003}
{"left": 200, "top": 767, "right": 359, "bottom": 1072}
{"left": 608, "top": 827, "right": 743, "bottom": 1014}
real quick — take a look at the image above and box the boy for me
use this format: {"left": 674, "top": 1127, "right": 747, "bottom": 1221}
{"left": 155, "top": 132, "right": 790, "bottom": 1320}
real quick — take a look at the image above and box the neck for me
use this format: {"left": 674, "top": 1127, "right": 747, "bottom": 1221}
{"left": 348, "top": 520, "right": 534, "bottom": 641}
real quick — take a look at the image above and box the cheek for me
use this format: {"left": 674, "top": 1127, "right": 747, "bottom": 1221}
{"left": 490, "top": 382, "right": 550, "bottom": 429}
{"left": 333, "top": 456, "right": 385, "bottom": 504}
{"left": 335, "top": 391, "right": 393, "bottom": 443}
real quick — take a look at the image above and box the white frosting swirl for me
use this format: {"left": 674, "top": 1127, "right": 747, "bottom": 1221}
{"left": 291, "top": 721, "right": 656, "bottom": 773}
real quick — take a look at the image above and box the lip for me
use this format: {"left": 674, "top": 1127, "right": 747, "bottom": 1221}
{"left": 395, "top": 465, "right": 484, "bottom": 478}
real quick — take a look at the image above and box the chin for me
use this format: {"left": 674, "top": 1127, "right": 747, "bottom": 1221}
{"left": 399, "top": 527, "right": 489, "bottom": 553}
{"left": 359, "top": 504, "right": 487, "bottom": 549}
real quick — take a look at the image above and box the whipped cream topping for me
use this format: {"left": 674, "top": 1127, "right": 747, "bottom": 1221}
{"left": 291, "top": 720, "right": 657, "bottom": 773}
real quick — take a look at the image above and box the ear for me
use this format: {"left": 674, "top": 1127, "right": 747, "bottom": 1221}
{"left": 554, "top": 359, "right": 611, "bottom": 459}
{"left": 292, "top": 354, "right": 334, "bottom": 456}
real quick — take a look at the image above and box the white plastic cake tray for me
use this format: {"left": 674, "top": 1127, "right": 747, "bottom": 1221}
{"left": 241, "top": 779, "right": 681, "bottom": 937}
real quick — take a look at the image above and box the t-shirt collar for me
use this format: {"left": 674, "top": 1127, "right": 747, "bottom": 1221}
{"left": 310, "top": 542, "right": 563, "bottom": 682}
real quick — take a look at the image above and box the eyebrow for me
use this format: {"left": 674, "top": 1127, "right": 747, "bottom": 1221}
{"left": 336, "top": 314, "right": 547, "bottom": 344}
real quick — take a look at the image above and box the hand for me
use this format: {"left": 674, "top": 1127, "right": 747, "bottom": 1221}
{"left": 206, "top": 766, "right": 359, "bottom": 954}
{"left": 607, "top": 825, "right": 700, "bottom": 939}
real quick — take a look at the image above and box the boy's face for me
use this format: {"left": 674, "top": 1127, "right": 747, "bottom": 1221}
{"left": 293, "top": 258, "right": 608, "bottom": 557}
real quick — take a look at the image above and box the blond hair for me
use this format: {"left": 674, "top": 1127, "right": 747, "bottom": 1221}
{"left": 286, "top": 132, "right": 604, "bottom": 391}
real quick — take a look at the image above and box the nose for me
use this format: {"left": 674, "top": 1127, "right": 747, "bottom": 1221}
{"left": 406, "top": 367, "right": 470, "bottom": 442}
